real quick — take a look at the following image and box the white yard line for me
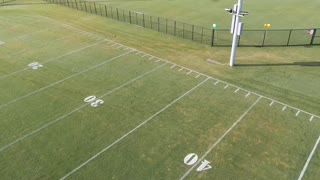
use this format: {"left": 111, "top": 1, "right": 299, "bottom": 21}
{"left": 298, "top": 135, "right": 320, "bottom": 180}
{"left": 60, "top": 77, "right": 210, "bottom": 180}
{"left": 0, "top": 62, "right": 167, "bottom": 153}
{"left": 0, "top": 40, "right": 106, "bottom": 79}
{"left": 0, "top": 50, "right": 132, "bottom": 110}
{"left": 180, "top": 96, "right": 262, "bottom": 180}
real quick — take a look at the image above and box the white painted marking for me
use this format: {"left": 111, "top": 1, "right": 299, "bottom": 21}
{"left": 180, "top": 97, "right": 262, "bottom": 179}
{"left": 60, "top": 78, "right": 210, "bottom": 180}
{"left": 0, "top": 62, "right": 167, "bottom": 153}
{"left": 269, "top": 101, "right": 274, "bottom": 106}
{"left": 0, "top": 51, "right": 133, "bottom": 110}
{"left": 282, "top": 106, "right": 287, "bottom": 111}
{"left": 310, "top": 116, "right": 314, "bottom": 122}
{"left": 142, "top": 54, "right": 147, "bottom": 57}
{"left": 224, "top": 85, "right": 229, "bottom": 89}
{"left": 0, "top": 41, "right": 5, "bottom": 46}
{"left": 28, "top": 62, "right": 43, "bottom": 70}
{"left": 214, "top": 81, "right": 219, "bottom": 85}
{"left": 178, "top": 68, "right": 184, "bottom": 71}
{"left": 184, "top": 153, "right": 198, "bottom": 165}
{"left": 234, "top": 88, "right": 240, "bottom": 93}
{"left": 298, "top": 135, "right": 320, "bottom": 180}
{"left": 149, "top": 56, "right": 154, "bottom": 60}
{"left": 117, "top": 45, "right": 123, "bottom": 49}
{"left": 296, "top": 111, "right": 301, "bottom": 117}
{"left": 195, "top": 74, "right": 200, "bottom": 78}
{"left": 245, "top": 92, "right": 251, "bottom": 98}
{"left": 187, "top": 70, "right": 192, "bottom": 75}
{"left": 155, "top": 59, "right": 161, "bottom": 63}
{"left": 170, "top": 64, "right": 176, "bottom": 69}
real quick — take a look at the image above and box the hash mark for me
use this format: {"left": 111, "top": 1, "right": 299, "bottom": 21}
{"left": 234, "top": 88, "right": 240, "bottom": 93}
{"left": 282, "top": 106, "right": 287, "bottom": 111}
{"left": 245, "top": 92, "right": 251, "bottom": 98}
{"left": 310, "top": 116, "right": 314, "bottom": 122}
{"left": 178, "top": 67, "right": 184, "bottom": 71}
{"left": 296, "top": 111, "right": 300, "bottom": 117}
{"left": 269, "top": 101, "right": 274, "bottom": 106}
{"left": 214, "top": 81, "right": 219, "bottom": 85}
{"left": 187, "top": 70, "right": 192, "bottom": 75}
{"left": 224, "top": 85, "right": 229, "bottom": 89}
{"left": 170, "top": 64, "right": 176, "bottom": 69}
{"left": 156, "top": 59, "right": 161, "bottom": 62}
{"left": 195, "top": 74, "right": 200, "bottom": 78}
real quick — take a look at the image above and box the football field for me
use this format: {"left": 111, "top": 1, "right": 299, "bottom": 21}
{"left": 0, "top": 13, "right": 320, "bottom": 179}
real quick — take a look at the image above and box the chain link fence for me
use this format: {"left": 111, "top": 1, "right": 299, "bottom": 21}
{"left": 45, "top": 0, "right": 320, "bottom": 47}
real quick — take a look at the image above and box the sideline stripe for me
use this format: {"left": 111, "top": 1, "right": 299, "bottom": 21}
{"left": 0, "top": 62, "right": 167, "bottom": 152}
{"left": 180, "top": 96, "right": 262, "bottom": 180}
{"left": 60, "top": 77, "right": 210, "bottom": 180}
{"left": 0, "top": 40, "right": 106, "bottom": 79}
{"left": 0, "top": 50, "right": 132, "bottom": 109}
{"left": 298, "top": 135, "right": 320, "bottom": 180}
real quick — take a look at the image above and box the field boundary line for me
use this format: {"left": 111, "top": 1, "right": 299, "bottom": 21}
{"left": 298, "top": 135, "right": 320, "bottom": 180}
{"left": 0, "top": 62, "right": 167, "bottom": 152}
{"left": 0, "top": 49, "right": 132, "bottom": 109}
{"left": 0, "top": 40, "right": 106, "bottom": 79}
{"left": 40, "top": 16, "right": 320, "bottom": 121}
{"left": 180, "top": 96, "right": 262, "bottom": 180}
{"left": 60, "top": 77, "right": 210, "bottom": 180}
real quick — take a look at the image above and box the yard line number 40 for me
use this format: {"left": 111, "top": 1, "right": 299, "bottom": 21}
{"left": 184, "top": 153, "right": 212, "bottom": 172}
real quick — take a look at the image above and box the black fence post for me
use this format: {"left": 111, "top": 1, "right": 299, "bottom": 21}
{"left": 123, "top": 10, "right": 125, "bottom": 22}
{"left": 183, "top": 23, "right": 185, "bottom": 38}
{"left": 135, "top": 13, "right": 138, "bottom": 25}
{"left": 105, "top": 5, "right": 107, "bottom": 17}
{"left": 310, "top": 29, "right": 317, "bottom": 45}
{"left": 165, "top": 19, "right": 168, "bottom": 34}
{"left": 111, "top": 7, "right": 113, "bottom": 19}
{"left": 192, "top": 25, "right": 194, "bottom": 41}
{"left": 116, "top": 8, "right": 119, "bottom": 20}
{"left": 143, "top": 13, "right": 145, "bottom": 27}
{"left": 129, "top": 11, "right": 131, "bottom": 24}
{"left": 94, "top": 2, "right": 97, "bottom": 14}
{"left": 262, "top": 30, "right": 267, "bottom": 47}
{"left": 75, "top": 0, "right": 78, "bottom": 10}
{"left": 66, "top": 0, "right": 69, "bottom": 7}
{"left": 174, "top": 21, "right": 176, "bottom": 36}
{"left": 201, "top": 27, "right": 203, "bottom": 43}
{"left": 287, "top": 29, "right": 292, "bottom": 46}
{"left": 211, "top": 29, "right": 215, "bottom": 46}
{"left": 158, "top": 17, "right": 160, "bottom": 32}
{"left": 84, "top": 1, "right": 87, "bottom": 12}
{"left": 150, "top": 16, "right": 153, "bottom": 29}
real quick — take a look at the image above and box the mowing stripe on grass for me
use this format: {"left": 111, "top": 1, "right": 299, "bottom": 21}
{"left": 298, "top": 135, "right": 320, "bottom": 180}
{"left": 0, "top": 40, "right": 106, "bottom": 79}
{"left": 180, "top": 96, "right": 262, "bottom": 180}
{"left": 0, "top": 17, "right": 48, "bottom": 33}
{"left": 38, "top": 16, "right": 320, "bottom": 121}
{"left": 0, "top": 62, "right": 167, "bottom": 152}
{"left": 60, "top": 77, "right": 210, "bottom": 180}
{"left": 0, "top": 33, "right": 77, "bottom": 60}
{"left": 0, "top": 49, "right": 132, "bottom": 110}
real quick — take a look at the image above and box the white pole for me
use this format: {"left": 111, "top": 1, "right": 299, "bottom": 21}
{"left": 229, "top": 0, "right": 243, "bottom": 67}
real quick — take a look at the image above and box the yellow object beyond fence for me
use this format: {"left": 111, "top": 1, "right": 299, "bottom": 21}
{"left": 264, "top": 24, "right": 271, "bottom": 28}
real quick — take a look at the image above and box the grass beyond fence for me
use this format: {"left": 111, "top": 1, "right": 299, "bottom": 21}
{"left": 45, "top": 0, "right": 320, "bottom": 47}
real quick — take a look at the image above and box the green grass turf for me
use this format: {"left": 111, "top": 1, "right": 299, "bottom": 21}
{"left": 93, "top": 0, "right": 320, "bottom": 29}
{"left": 0, "top": 3, "right": 320, "bottom": 179}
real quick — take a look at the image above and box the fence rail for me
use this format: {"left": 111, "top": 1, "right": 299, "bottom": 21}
{"left": 45, "top": 0, "right": 320, "bottom": 47}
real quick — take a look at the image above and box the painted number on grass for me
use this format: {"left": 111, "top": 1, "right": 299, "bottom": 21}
{"left": 28, "top": 62, "right": 43, "bottom": 70}
{"left": 84, "top": 95, "right": 104, "bottom": 107}
{"left": 184, "top": 153, "right": 212, "bottom": 172}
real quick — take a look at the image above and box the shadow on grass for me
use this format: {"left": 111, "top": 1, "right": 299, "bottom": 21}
{"left": 236, "top": 62, "right": 320, "bottom": 67}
